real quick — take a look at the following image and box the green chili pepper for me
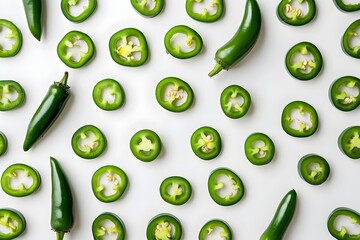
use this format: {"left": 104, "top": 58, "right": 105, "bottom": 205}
{"left": 0, "top": 80, "right": 26, "bottom": 111}
{"left": 260, "top": 189, "right": 297, "bottom": 240}
{"left": 159, "top": 176, "right": 192, "bottom": 206}
{"left": 57, "top": 30, "right": 95, "bottom": 68}
{"left": 22, "top": 0, "right": 42, "bottom": 41}
{"left": 329, "top": 76, "right": 360, "bottom": 112}
{"left": 0, "top": 131, "right": 7, "bottom": 157}
{"left": 164, "top": 25, "right": 203, "bottom": 59}
{"left": 297, "top": 154, "right": 330, "bottom": 185}
{"left": 277, "top": 0, "right": 316, "bottom": 26}
{"left": 199, "top": 219, "right": 232, "bottom": 240}
{"left": 281, "top": 100, "right": 318, "bottom": 138}
{"left": 71, "top": 124, "right": 107, "bottom": 159}
{"left": 61, "top": 0, "right": 97, "bottom": 23}
{"left": 220, "top": 85, "right": 251, "bottom": 119}
{"left": 1, "top": 163, "right": 41, "bottom": 197}
{"left": 333, "top": 0, "right": 360, "bottom": 12}
{"left": 109, "top": 28, "right": 149, "bottom": 67}
{"left": 208, "top": 0, "right": 261, "bottom": 77}
{"left": 342, "top": 19, "right": 360, "bottom": 59}
{"left": 186, "top": 0, "right": 224, "bottom": 23}
{"left": 50, "top": 157, "right": 74, "bottom": 240}
{"left": 285, "top": 41, "right": 323, "bottom": 80}
{"left": 191, "top": 126, "right": 222, "bottom": 160}
{"left": 130, "top": 129, "right": 162, "bottom": 162}
{"left": 130, "top": 0, "right": 164, "bottom": 17}
{"left": 338, "top": 126, "right": 360, "bottom": 159}
{"left": 92, "top": 212, "right": 126, "bottom": 240}
{"left": 91, "top": 165, "right": 128, "bottom": 203}
{"left": 23, "top": 72, "right": 70, "bottom": 151}
{"left": 244, "top": 132, "right": 275, "bottom": 166}
{"left": 0, "top": 208, "right": 26, "bottom": 239}
{"left": 155, "top": 77, "right": 194, "bottom": 112}
{"left": 327, "top": 207, "right": 360, "bottom": 240}
{"left": 0, "top": 19, "right": 22, "bottom": 58}
{"left": 146, "top": 213, "right": 182, "bottom": 240}
{"left": 92, "top": 79, "right": 125, "bottom": 111}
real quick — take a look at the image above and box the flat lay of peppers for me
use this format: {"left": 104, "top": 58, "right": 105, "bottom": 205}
{"left": 1, "top": 0, "right": 360, "bottom": 239}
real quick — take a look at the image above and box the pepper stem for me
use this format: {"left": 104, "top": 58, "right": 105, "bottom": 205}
{"left": 58, "top": 72, "right": 69, "bottom": 86}
{"left": 56, "top": 231, "right": 65, "bottom": 240}
{"left": 208, "top": 63, "right": 224, "bottom": 77}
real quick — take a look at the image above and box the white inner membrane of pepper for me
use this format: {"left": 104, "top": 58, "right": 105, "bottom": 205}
{"left": 65, "top": 38, "right": 88, "bottom": 62}
{"left": 68, "top": 0, "right": 90, "bottom": 17}
{"left": 137, "top": 0, "right": 156, "bottom": 11}
{"left": 99, "top": 172, "right": 122, "bottom": 196}
{"left": 284, "top": 0, "right": 309, "bottom": 19}
{"left": 342, "top": 0, "right": 360, "bottom": 4}
{"left": 78, "top": 131, "right": 99, "bottom": 152}
{"left": 339, "top": 83, "right": 359, "bottom": 104}
{"left": 214, "top": 174, "right": 238, "bottom": 198}
{"left": 204, "top": 226, "right": 227, "bottom": 240}
{"left": 333, "top": 215, "right": 360, "bottom": 235}
{"left": 0, "top": 218, "right": 18, "bottom": 234}
{"left": 0, "top": 86, "right": 19, "bottom": 103}
{"left": 0, "top": 26, "right": 15, "bottom": 51}
{"left": 98, "top": 219, "right": 119, "bottom": 239}
{"left": 197, "top": 133, "right": 215, "bottom": 153}
{"left": 137, "top": 136, "right": 155, "bottom": 155}
{"left": 227, "top": 94, "right": 244, "bottom": 111}
{"left": 155, "top": 222, "right": 175, "bottom": 239}
{"left": 163, "top": 84, "right": 187, "bottom": 106}
{"left": 289, "top": 109, "right": 312, "bottom": 131}
{"left": 166, "top": 183, "right": 183, "bottom": 197}
{"left": 348, "top": 26, "right": 360, "bottom": 49}
{"left": 290, "top": 50, "right": 315, "bottom": 74}
{"left": 101, "top": 87, "right": 116, "bottom": 104}
{"left": 117, "top": 36, "right": 142, "bottom": 61}
{"left": 8, "top": 170, "right": 34, "bottom": 190}
{"left": 251, "top": 140, "right": 267, "bottom": 158}
{"left": 191, "top": 0, "right": 219, "bottom": 16}
{"left": 170, "top": 33, "right": 196, "bottom": 53}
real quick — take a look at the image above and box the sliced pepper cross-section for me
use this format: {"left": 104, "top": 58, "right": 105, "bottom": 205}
{"left": 130, "top": 129, "right": 162, "bottom": 162}
{"left": 109, "top": 28, "right": 149, "bottom": 67}
{"left": 338, "top": 126, "right": 360, "bottom": 159}
{"left": 220, "top": 85, "right": 251, "bottom": 119}
{"left": 146, "top": 213, "right": 182, "bottom": 240}
{"left": 92, "top": 78, "right": 125, "bottom": 111}
{"left": 92, "top": 212, "right": 126, "bottom": 240}
{"left": 185, "top": 0, "right": 224, "bottom": 22}
{"left": 159, "top": 176, "right": 192, "bottom": 206}
{"left": 244, "top": 132, "right": 275, "bottom": 166}
{"left": 61, "top": 0, "right": 97, "bottom": 23}
{"left": 298, "top": 154, "right": 330, "bottom": 185}
{"left": 0, "top": 19, "right": 22, "bottom": 58}
{"left": 327, "top": 207, "right": 360, "bottom": 240}
{"left": 333, "top": 0, "right": 360, "bottom": 12}
{"left": 329, "top": 76, "right": 360, "bottom": 112}
{"left": 0, "top": 131, "right": 7, "bottom": 156}
{"left": 277, "top": 0, "right": 316, "bottom": 26}
{"left": 199, "top": 219, "right": 232, "bottom": 240}
{"left": 191, "top": 126, "right": 222, "bottom": 160}
{"left": 130, "top": 0, "right": 164, "bottom": 17}
{"left": 0, "top": 208, "right": 26, "bottom": 239}
{"left": 0, "top": 80, "right": 25, "bottom": 111}
{"left": 342, "top": 19, "right": 360, "bottom": 59}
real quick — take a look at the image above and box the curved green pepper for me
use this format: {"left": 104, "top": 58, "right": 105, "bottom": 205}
{"left": 130, "top": 0, "right": 164, "bottom": 17}
{"left": 130, "top": 129, "right": 162, "bottom": 162}
{"left": 61, "top": 0, "right": 97, "bottom": 23}
{"left": 208, "top": 168, "right": 244, "bottom": 206}
{"left": 199, "top": 219, "right": 232, "bottom": 240}
{"left": 277, "top": 0, "right": 316, "bottom": 26}
{"left": 146, "top": 213, "right": 182, "bottom": 240}
{"left": 208, "top": 0, "right": 261, "bottom": 77}
{"left": 92, "top": 79, "right": 125, "bottom": 111}
{"left": 329, "top": 76, "right": 360, "bottom": 112}
{"left": 0, "top": 19, "right": 22, "bottom": 57}
{"left": 186, "top": 0, "right": 224, "bottom": 23}
{"left": 155, "top": 77, "right": 194, "bottom": 112}
{"left": 327, "top": 207, "right": 360, "bottom": 240}
{"left": 0, "top": 131, "right": 7, "bottom": 157}
{"left": 50, "top": 157, "right": 74, "bottom": 240}
{"left": 109, "top": 28, "right": 148, "bottom": 67}
{"left": 220, "top": 85, "right": 251, "bottom": 119}
{"left": 91, "top": 165, "right": 128, "bottom": 203}
{"left": 338, "top": 126, "right": 360, "bottom": 159}
{"left": 298, "top": 154, "right": 330, "bottom": 185}
{"left": 244, "top": 132, "right": 275, "bottom": 166}
{"left": 0, "top": 80, "right": 25, "bottom": 111}
{"left": 342, "top": 20, "right": 360, "bottom": 59}
{"left": 1, "top": 163, "right": 41, "bottom": 197}
{"left": 191, "top": 126, "right": 222, "bottom": 160}
{"left": 23, "top": 72, "right": 70, "bottom": 151}
{"left": 22, "top": 0, "right": 42, "bottom": 41}
{"left": 164, "top": 25, "right": 203, "bottom": 59}
{"left": 260, "top": 189, "right": 297, "bottom": 240}
{"left": 333, "top": 0, "right": 360, "bottom": 12}
{"left": 92, "top": 212, "right": 126, "bottom": 240}
{"left": 159, "top": 176, "right": 192, "bottom": 206}
{"left": 71, "top": 124, "right": 107, "bottom": 159}
{"left": 0, "top": 208, "right": 26, "bottom": 239}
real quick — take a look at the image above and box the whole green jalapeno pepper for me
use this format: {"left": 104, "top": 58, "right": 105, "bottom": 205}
{"left": 260, "top": 189, "right": 297, "bottom": 240}
{"left": 92, "top": 212, "right": 126, "bottom": 240}
{"left": 146, "top": 213, "right": 182, "bottom": 240}
{"left": 61, "top": 0, "right": 97, "bottom": 23}
{"left": 50, "top": 157, "right": 74, "bottom": 240}
{"left": 92, "top": 79, "right": 125, "bottom": 111}
{"left": 0, "top": 19, "right": 22, "bottom": 58}
{"left": 0, "top": 208, "right": 26, "bottom": 239}
{"left": 208, "top": 0, "right": 261, "bottom": 77}
{"left": 186, "top": 0, "right": 224, "bottom": 23}
{"left": 244, "top": 132, "right": 275, "bottom": 166}
{"left": 327, "top": 207, "right": 360, "bottom": 240}
{"left": 329, "top": 76, "right": 360, "bottom": 112}
{"left": 277, "top": 0, "right": 316, "bottom": 26}
{"left": 159, "top": 176, "right": 192, "bottom": 206}
{"left": 298, "top": 154, "right": 330, "bottom": 185}
{"left": 0, "top": 131, "right": 7, "bottom": 157}
{"left": 23, "top": 72, "right": 70, "bottom": 151}
{"left": 130, "top": 0, "right": 164, "bottom": 17}
{"left": 191, "top": 126, "right": 222, "bottom": 160}
{"left": 338, "top": 126, "right": 360, "bottom": 159}
{"left": 220, "top": 85, "right": 251, "bottom": 119}
{"left": 130, "top": 129, "right": 162, "bottom": 162}
{"left": 0, "top": 80, "right": 26, "bottom": 111}
{"left": 333, "top": 0, "right": 360, "bottom": 12}
{"left": 22, "top": 0, "right": 42, "bottom": 41}
{"left": 342, "top": 19, "right": 360, "bottom": 59}
{"left": 199, "top": 219, "right": 232, "bottom": 240}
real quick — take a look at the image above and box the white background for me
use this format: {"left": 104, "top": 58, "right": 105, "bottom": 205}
{"left": 1, "top": 0, "right": 360, "bottom": 239}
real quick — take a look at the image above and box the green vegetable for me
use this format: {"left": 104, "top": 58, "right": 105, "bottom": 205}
{"left": 130, "top": 129, "right": 162, "bottom": 162}
{"left": 342, "top": 19, "right": 360, "bottom": 59}
{"left": 0, "top": 19, "right": 22, "bottom": 57}
{"left": 50, "top": 157, "right": 74, "bottom": 240}
{"left": 22, "top": 0, "right": 42, "bottom": 41}
{"left": 0, "top": 208, "right": 26, "bottom": 239}
{"left": 92, "top": 79, "right": 125, "bottom": 111}
{"left": 191, "top": 126, "right": 222, "bottom": 160}
{"left": 277, "top": 0, "right": 316, "bottom": 26}
{"left": 0, "top": 80, "right": 25, "bottom": 111}
{"left": 146, "top": 213, "right": 182, "bottom": 240}
{"left": 159, "top": 176, "right": 192, "bottom": 206}
{"left": 130, "top": 0, "right": 164, "bottom": 17}
{"left": 244, "top": 132, "right": 275, "bottom": 165}
{"left": 186, "top": 0, "right": 224, "bottom": 23}
{"left": 23, "top": 72, "right": 70, "bottom": 151}
{"left": 298, "top": 154, "right": 330, "bottom": 185}
{"left": 220, "top": 85, "right": 251, "bottom": 119}
{"left": 333, "top": 0, "right": 360, "bottom": 12}
{"left": 199, "top": 219, "right": 232, "bottom": 240}
{"left": 0, "top": 131, "right": 7, "bottom": 156}
{"left": 92, "top": 212, "right": 126, "bottom": 240}
{"left": 1, "top": 163, "right": 41, "bottom": 197}
{"left": 338, "top": 126, "right": 360, "bottom": 159}
{"left": 61, "top": 0, "right": 97, "bottom": 23}
{"left": 260, "top": 189, "right": 297, "bottom": 240}
{"left": 208, "top": 0, "right": 261, "bottom": 77}
{"left": 327, "top": 207, "right": 360, "bottom": 240}
{"left": 329, "top": 76, "right": 360, "bottom": 112}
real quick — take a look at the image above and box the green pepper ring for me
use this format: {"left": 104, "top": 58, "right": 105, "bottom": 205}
{"left": 0, "top": 80, "right": 26, "bottom": 111}
{"left": 130, "top": 129, "right": 162, "bottom": 162}
{"left": 329, "top": 76, "right": 360, "bottom": 112}
{"left": 277, "top": 0, "right": 316, "bottom": 26}
{"left": 146, "top": 213, "right": 182, "bottom": 240}
{"left": 338, "top": 126, "right": 360, "bottom": 159}
{"left": 0, "top": 131, "right": 7, "bottom": 156}
{"left": 130, "top": 0, "right": 164, "bottom": 17}
{"left": 327, "top": 207, "right": 360, "bottom": 240}
{"left": 159, "top": 176, "right": 192, "bottom": 206}
{"left": 298, "top": 154, "right": 330, "bottom": 185}
{"left": 199, "top": 219, "right": 232, "bottom": 240}
{"left": 244, "top": 132, "right": 275, "bottom": 166}
{"left": 185, "top": 0, "right": 224, "bottom": 23}
{"left": 60, "top": 0, "right": 97, "bottom": 23}
{"left": 92, "top": 78, "right": 125, "bottom": 111}
{"left": 342, "top": 19, "right": 360, "bottom": 59}
{"left": 0, "top": 208, "right": 26, "bottom": 239}
{"left": 92, "top": 212, "right": 126, "bottom": 240}
{"left": 333, "top": 0, "right": 360, "bottom": 12}
{"left": 220, "top": 84, "right": 251, "bottom": 119}
{"left": 0, "top": 19, "right": 22, "bottom": 58}
{"left": 190, "top": 126, "right": 222, "bottom": 160}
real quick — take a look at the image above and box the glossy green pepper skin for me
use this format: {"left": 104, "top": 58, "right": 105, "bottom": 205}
{"left": 277, "top": 0, "right": 316, "bottom": 26}
{"left": 130, "top": 0, "right": 164, "bottom": 17}
{"left": 199, "top": 219, "right": 232, "bottom": 240}
{"left": 260, "top": 189, "right": 297, "bottom": 240}
{"left": 298, "top": 154, "right": 330, "bottom": 185}
{"left": 50, "top": 157, "right": 74, "bottom": 240}
{"left": 92, "top": 79, "right": 125, "bottom": 111}
{"left": 244, "top": 132, "right": 275, "bottom": 166}
{"left": 146, "top": 213, "right": 182, "bottom": 240}
{"left": 220, "top": 85, "right": 251, "bottom": 119}
{"left": 0, "top": 80, "right": 26, "bottom": 111}
{"left": 61, "top": 0, "right": 97, "bottom": 22}
{"left": 92, "top": 212, "right": 126, "bottom": 240}
{"left": 0, "top": 208, "right": 26, "bottom": 239}
{"left": 186, "top": 0, "right": 224, "bottom": 23}
{"left": 327, "top": 207, "right": 360, "bottom": 240}
{"left": 191, "top": 126, "right": 222, "bottom": 160}
{"left": 130, "top": 129, "right": 162, "bottom": 162}
{"left": 333, "top": 0, "right": 360, "bottom": 12}
{"left": 22, "top": 0, "right": 42, "bottom": 41}
{"left": 23, "top": 72, "right": 70, "bottom": 151}
{"left": 0, "top": 131, "right": 7, "bottom": 157}
{"left": 338, "top": 126, "right": 360, "bottom": 159}
{"left": 159, "top": 176, "right": 192, "bottom": 206}
{"left": 329, "top": 76, "right": 360, "bottom": 112}
{"left": 0, "top": 19, "right": 22, "bottom": 57}
{"left": 342, "top": 20, "right": 360, "bottom": 59}
{"left": 208, "top": 0, "right": 261, "bottom": 77}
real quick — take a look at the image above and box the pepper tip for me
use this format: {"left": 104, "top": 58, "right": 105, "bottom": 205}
{"left": 208, "top": 63, "right": 224, "bottom": 77}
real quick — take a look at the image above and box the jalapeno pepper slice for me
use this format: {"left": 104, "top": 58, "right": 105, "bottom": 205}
{"left": 281, "top": 100, "right": 318, "bottom": 137}
{"left": 342, "top": 19, "right": 360, "bottom": 59}
{"left": 159, "top": 176, "right": 192, "bottom": 206}
{"left": 285, "top": 41, "right": 323, "bottom": 80}
{"left": 298, "top": 154, "right": 330, "bottom": 185}
{"left": 155, "top": 77, "right": 194, "bottom": 112}
{"left": 329, "top": 76, "right": 360, "bottom": 112}
{"left": 61, "top": 0, "right": 97, "bottom": 23}
{"left": 0, "top": 19, "right": 22, "bottom": 58}
{"left": 130, "top": 0, "right": 164, "bottom": 17}
{"left": 164, "top": 25, "right": 203, "bottom": 59}
{"left": 0, "top": 131, "right": 7, "bottom": 157}
{"left": 191, "top": 126, "right": 222, "bottom": 160}
{"left": 186, "top": 0, "right": 224, "bottom": 23}
{"left": 0, "top": 208, "right": 26, "bottom": 239}
{"left": 91, "top": 165, "right": 128, "bottom": 203}
{"left": 0, "top": 80, "right": 25, "bottom": 111}
{"left": 92, "top": 79, "right": 125, "bottom": 111}
{"left": 338, "top": 126, "right": 360, "bottom": 159}
{"left": 71, "top": 125, "right": 107, "bottom": 159}
{"left": 199, "top": 219, "right": 232, "bottom": 240}
{"left": 130, "top": 129, "right": 162, "bottom": 162}
{"left": 146, "top": 213, "right": 182, "bottom": 240}
{"left": 220, "top": 85, "right": 251, "bottom": 119}
{"left": 244, "top": 132, "right": 275, "bottom": 166}
{"left": 92, "top": 212, "right": 126, "bottom": 240}
{"left": 208, "top": 168, "right": 244, "bottom": 206}
{"left": 57, "top": 30, "right": 95, "bottom": 68}
{"left": 327, "top": 207, "right": 360, "bottom": 240}
{"left": 109, "top": 28, "right": 148, "bottom": 67}
{"left": 277, "top": 0, "right": 316, "bottom": 26}
{"left": 334, "top": 0, "right": 360, "bottom": 12}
